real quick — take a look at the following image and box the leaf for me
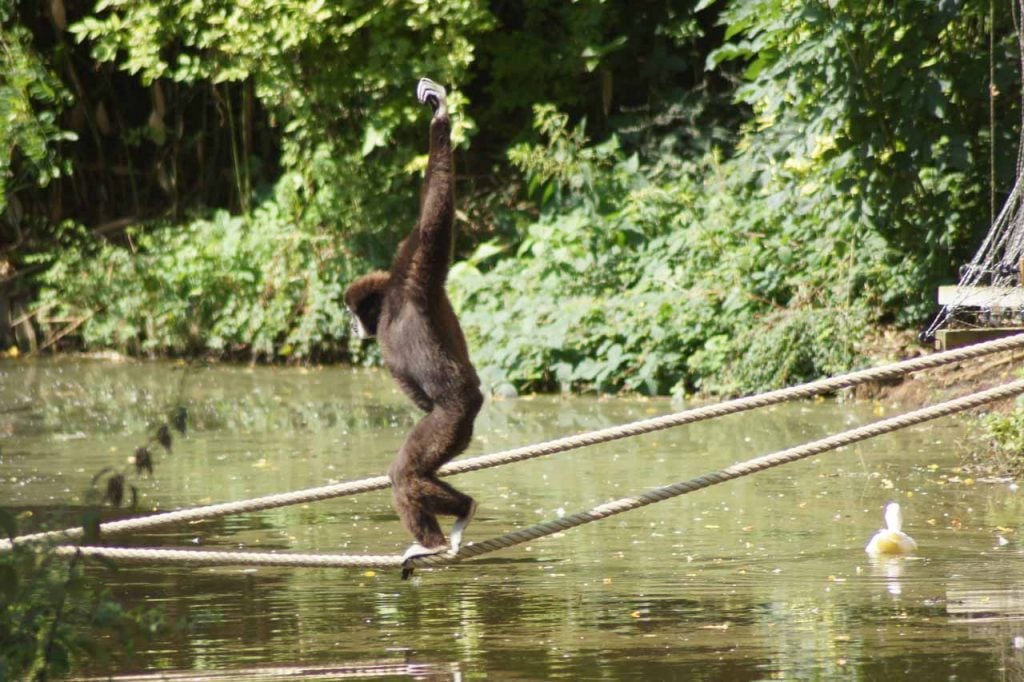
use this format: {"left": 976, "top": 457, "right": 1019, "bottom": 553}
{"left": 105, "top": 474, "right": 125, "bottom": 507}
{"left": 0, "top": 509, "right": 16, "bottom": 541}
{"left": 0, "top": 564, "right": 17, "bottom": 600}
{"left": 135, "top": 446, "right": 153, "bottom": 476}
{"left": 81, "top": 509, "right": 101, "bottom": 542}
{"left": 706, "top": 42, "right": 752, "bottom": 71}
{"left": 360, "top": 124, "right": 387, "bottom": 157}
{"left": 156, "top": 424, "right": 172, "bottom": 452}
{"left": 581, "top": 36, "right": 628, "bottom": 72}
{"left": 466, "top": 240, "right": 507, "bottom": 266}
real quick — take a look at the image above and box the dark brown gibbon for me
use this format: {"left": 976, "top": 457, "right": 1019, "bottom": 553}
{"left": 344, "top": 78, "right": 482, "bottom": 574}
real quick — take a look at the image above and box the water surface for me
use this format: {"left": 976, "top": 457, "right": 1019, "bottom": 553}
{"left": 2, "top": 358, "right": 1023, "bottom": 680}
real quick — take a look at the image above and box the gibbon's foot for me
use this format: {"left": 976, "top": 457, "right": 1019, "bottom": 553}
{"left": 449, "top": 500, "right": 478, "bottom": 553}
{"left": 401, "top": 541, "right": 448, "bottom": 563}
{"left": 416, "top": 77, "right": 447, "bottom": 115}
{"left": 400, "top": 541, "right": 448, "bottom": 580}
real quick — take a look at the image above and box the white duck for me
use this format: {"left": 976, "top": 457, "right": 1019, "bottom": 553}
{"left": 865, "top": 502, "right": 917, "bottom": 556}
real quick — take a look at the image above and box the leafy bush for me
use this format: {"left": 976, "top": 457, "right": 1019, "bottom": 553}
{"left": 17, "top": 0, "right": 494, "bottom": 360}
{"left": 449, "top": 0, "right": 1018, "bottom": 397}
{"left": 0, "top": 511, "right": 165, "bottom": 680}
{"left": 67, "top": 0, "right": 491, "bottom": 232}
{"left": 7, "top": 0, "right": 1018, "bottom": 398}
{"left": 36, "top": 177, "right": 369, "bottom": 361}
{"left": 0, "top": 3, "right": 76, "bottom": 208}
{"left": 708, "top": 0, "right": 1019, "bottom": 322}
{"left": 971, "top": 396, "right": 1024, "bottom": 478}
{"left": 452, "top": 106, "right": 878, "bottom": 396}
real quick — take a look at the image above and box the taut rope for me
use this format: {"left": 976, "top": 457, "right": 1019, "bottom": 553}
{"left": 4, "top": 332, "right": 1022, "bottom": 551}
{"left": 42, "top": 378, "right": 1024, "bottom": 570}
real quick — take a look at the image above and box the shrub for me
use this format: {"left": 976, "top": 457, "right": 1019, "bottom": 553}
{"left": 36, "top": 178, "right": 368, "bottom": 361}
{"left": 451, "top": 107, "right": 877, "bottom": 396}
{"left": 974, "top": 403, "right": 1024, "bottom": 478}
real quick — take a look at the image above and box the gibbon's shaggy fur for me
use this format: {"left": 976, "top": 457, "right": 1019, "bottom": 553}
{"left": 345, "top": 78, "right": 482, "bottom": 564}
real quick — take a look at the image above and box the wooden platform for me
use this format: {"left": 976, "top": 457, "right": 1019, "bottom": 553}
{"left": 934, "top": 327, "right": 1024, "bottom": 350}
{"left": 937, "top": 285, "right": 1024, "bottom": 307}
{"left": 934, "top": 285, "right": 1024, "bottom": 349}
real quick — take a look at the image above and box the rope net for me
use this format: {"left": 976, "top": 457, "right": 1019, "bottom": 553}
{"left": 924, "top": 0, "right": 1024, "bottom": 339}
{"left": 4, "top": 332, "right": 1024, "bottom": 552}
{"left": 42, "top": 377, "right": 1024, "bottom": 571}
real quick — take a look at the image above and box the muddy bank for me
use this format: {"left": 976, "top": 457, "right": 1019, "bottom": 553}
{"left": 852, "top": 329, "right": 1024, "bottom": 408}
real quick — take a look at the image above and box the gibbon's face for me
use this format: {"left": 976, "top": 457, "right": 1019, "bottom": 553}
{"left": 347, "top": 305, "right": 373, "bottom": 339}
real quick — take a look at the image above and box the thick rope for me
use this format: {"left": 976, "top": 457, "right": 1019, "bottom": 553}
{"left": 49, "top": 545, "right": 405, "bottom": 568}
{"left": 4, "top": 332, "right": 1023, "bottom": 551}
{"left": 42, "top": 378, "right": 1024, "bottom": 570}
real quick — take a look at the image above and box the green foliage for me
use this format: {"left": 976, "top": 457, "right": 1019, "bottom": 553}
{"left": 980, "top": 407, "right": 1024, "bottom": 455}
{"left": 70, "top": 0, "right": 491, "bottom": 231}
{"left": 453, "top": 105, "right": 878, "bottom": 395}
{"left": 7, "top": 0, "right": 740, "bottom": 370}
{"left": 476, "top": 0, "right": 731, "bottom": 146}
{"left": 708, "top": 0, "right": 1019, "bottom": 322}
{"left": 36, "top": 177, "right": 367, "bottom": 360}
{"left": 0, "top": 3, "right": 76, "bottom": 211}
{"left": 449, "top": 0, "right": 1017, "bottom": 396}
{"left": 975, "top": 401, "right": 1024, "bottom": 478}
{"left": 0, "top": 512, "right": 164, "bottom": 681}
{"left": 4, "top": 0, "right": 1020, "bottom": 397}
{"left": 16, "top": 0, "right": 498, "bottom": 358}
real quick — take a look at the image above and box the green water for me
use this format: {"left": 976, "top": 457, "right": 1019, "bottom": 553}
{"left": 2, "top": 358, "right": 1024, "bottom": 680}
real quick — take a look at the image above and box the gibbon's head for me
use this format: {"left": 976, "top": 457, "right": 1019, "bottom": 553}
{"left": 344, "top": 271, "right": 390, "bottom": 339}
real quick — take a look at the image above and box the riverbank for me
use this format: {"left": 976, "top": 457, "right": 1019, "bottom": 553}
{"left": 853, "top": 328, "right": 1024, "bottom": 408}
{"left": 5, "top": 328, "right": 1021, "bottom": 480}
{"left": 6, "top": 326, "right": 1022, "bottom": 405}
{"left": 851, "top": 328, "right": 1024, "bottom": 479}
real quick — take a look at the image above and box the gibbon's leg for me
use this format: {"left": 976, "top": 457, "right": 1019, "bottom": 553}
{"left": 394, "top": 469, "right": 471, "bottom": 580}
{"left": 435, "top": 391, "right": 483, "bottom": 553}
{"left": 389, "top": 395, "right": 481, "bottom": 562}
{"left": 391, "top": 373, "right": 434, "bottom": 414}
{"left": 448, "top": 498, "right": 478, "bottom": 553}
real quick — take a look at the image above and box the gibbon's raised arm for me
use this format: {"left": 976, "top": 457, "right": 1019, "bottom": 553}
{"left": 407, "top": 78, "right": 455, "bottom": 299}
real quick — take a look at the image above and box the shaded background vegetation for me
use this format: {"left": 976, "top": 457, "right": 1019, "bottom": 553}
{"left": 2, "top": 0, "right": 1020, "bottom": 395}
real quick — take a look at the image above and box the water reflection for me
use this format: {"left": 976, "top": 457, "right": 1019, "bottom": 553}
{"left": 84, "top": 661, "right": 463, "bottom": 681}
{"left": 3, "top": 358, "right": 1024, "bottom": 679}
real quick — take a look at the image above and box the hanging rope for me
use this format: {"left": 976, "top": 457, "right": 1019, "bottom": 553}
{"left": 40, "top": 377, "right": 1024, "bottom": 570}
{"left": 925, "top": 0, "right": 1024, "bottom": 339}
{"left": 3, "top": 332, "right": 1023, "bottom": 553}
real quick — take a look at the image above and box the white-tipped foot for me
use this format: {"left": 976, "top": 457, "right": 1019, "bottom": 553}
{"left": 449, "top": 500, "right": 478, "bottom": 553}
{"left": 401, "top": 542, "right": 448, "bottom": 564}
{"left": 416, "top": 77, "right": 447, "bottom": 112}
